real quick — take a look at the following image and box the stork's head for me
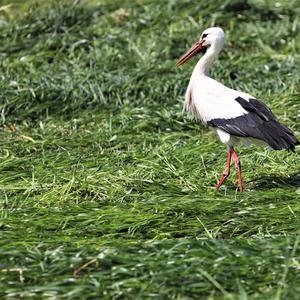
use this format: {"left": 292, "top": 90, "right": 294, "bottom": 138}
{"left": 176, "top": 27, "right": 225, "bottom": 67}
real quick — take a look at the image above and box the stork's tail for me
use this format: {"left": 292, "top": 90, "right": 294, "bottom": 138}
{"left": 261, "top": 121, "right": 298, "bottom": 152}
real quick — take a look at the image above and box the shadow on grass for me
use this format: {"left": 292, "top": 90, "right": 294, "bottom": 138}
{"left": 251, "top": 171, "right": 300, "bottom": 190}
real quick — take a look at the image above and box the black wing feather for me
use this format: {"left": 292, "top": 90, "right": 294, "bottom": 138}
{"left": 207, "top": 97, "right": 298, "bottom": 151}
{"left": 235, "top": 97, "right": 276, "bottom": 121}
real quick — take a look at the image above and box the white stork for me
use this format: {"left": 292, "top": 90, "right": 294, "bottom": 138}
{"left": 176, "top": 27, "right": 298, "bottom": 192}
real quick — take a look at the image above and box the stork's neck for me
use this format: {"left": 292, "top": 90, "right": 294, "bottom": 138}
{"left": 193, "top": 43, "right": 222, "bottom": 77}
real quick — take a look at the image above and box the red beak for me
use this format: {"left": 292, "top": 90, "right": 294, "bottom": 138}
{"left": 176, "top": 41, "right": 204, "bottom": 67}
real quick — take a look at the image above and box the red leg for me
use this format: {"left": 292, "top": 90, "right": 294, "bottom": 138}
{"left": 216, "top": 148, "right": 233, "bottom": 190}
{"left": 231, "top": 148, "right": 243, "bottom": 192}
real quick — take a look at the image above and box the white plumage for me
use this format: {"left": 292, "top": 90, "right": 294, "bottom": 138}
{"left": 176, "top": 27, "right": 298, "bottom": 192}
{"left": 185, "top": 76, "right": 250, "bottom": 122}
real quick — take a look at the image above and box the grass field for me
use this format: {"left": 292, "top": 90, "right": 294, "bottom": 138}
{"left": 0, "top": 0, "right": 300, "bottom": 298}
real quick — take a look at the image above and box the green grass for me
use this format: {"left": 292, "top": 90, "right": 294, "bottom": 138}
{"left": 0, "top": 0, "right": 300, "bottom": 298}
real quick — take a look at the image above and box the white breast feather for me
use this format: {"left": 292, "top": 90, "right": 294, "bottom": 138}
{"left": 184, "top": 76, "right": 252, "bottom": 123}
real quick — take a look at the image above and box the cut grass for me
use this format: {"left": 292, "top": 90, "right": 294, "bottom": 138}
{"left": 0, "top": 0, "right": 300, "bottom": 299}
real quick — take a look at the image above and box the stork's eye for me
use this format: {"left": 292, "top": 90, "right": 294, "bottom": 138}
{"left": 202, "top": 33, "right": 208, "bottom": 38}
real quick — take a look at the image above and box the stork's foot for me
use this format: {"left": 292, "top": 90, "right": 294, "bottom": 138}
{"left": 216, "top": 148, "right": 232, "bottom": 190}
{"left": 216, "top": 169, "right": 230, "bottom": 189}
{"left": 215, "top": 147, "right": 243, "bottom": 192}
{"left": 232, "top": 148, "right": 243, "bottom": 192}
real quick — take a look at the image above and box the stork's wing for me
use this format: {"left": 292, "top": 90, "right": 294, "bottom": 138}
{"left": 207, "top": 96, "right": 298, "bottom": 150}
{"left": 234, "top": 97, "right": 277, "bottom": 121}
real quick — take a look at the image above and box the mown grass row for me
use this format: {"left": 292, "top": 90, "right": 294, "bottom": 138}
{"left": 2, "top": 238, "right": 300, "bottom": 299}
